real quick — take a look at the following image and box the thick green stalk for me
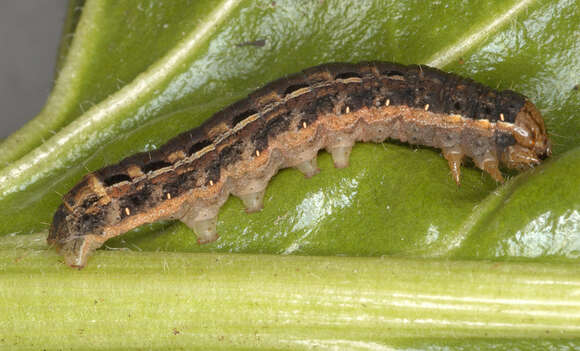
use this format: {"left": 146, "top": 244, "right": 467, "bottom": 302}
{"left": 54, "top": 0, "right": 87, "bottom": 75}
{"left": 1, "top": 238, "right": 579, "bottom": 350}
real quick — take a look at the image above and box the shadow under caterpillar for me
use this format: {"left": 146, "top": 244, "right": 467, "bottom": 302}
{"left": 48, "top": 62, "right": 551, "bottom": 268}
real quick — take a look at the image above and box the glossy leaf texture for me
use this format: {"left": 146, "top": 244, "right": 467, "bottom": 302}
{"left": 0, "top": 0, "right": 579, "bottom": 262}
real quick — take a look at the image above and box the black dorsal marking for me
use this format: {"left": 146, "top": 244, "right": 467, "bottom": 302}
{"left": 188, "top": 140, "right": 212, "bottom": 156}
{"left": 232, "top": 109, "right": 258, "bottom": 127}
{"left": 284, "top": 83, "right": 310, "bottom": 96}
{"left": 103, "top": 174, "right": 132, "bottom": 186}
{"left": 162, "top": 181, "right": 180, "bottom": 199}
{"left": 127, "top": 186, "right": 152, "bottom": 207}
{"left": 335, "top": 72, "right": 362, "bottom": 80}
{"left": 219, "top": 141, "right": 245, "bottom": 165}
{"left": 80, "top": 212, "right": 101, "bottom": 233}
{"left": 205, "top": 161, "right": 221, "bottom": 186}
{"left": 384, "top": 70, "right": 405, "bottom": 79}
{"left": 142, "top": 160, "right": 172, "bottom": 174}
{"left": 80, "top": 194, "right": 99, "bottom": 210}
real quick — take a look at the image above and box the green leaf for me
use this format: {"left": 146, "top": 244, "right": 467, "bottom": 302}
{"left": 0, "top": 0, "right": 579, "bottom": 348}
{"left": 0, "top": 0, "right": 578, "bottom": 260}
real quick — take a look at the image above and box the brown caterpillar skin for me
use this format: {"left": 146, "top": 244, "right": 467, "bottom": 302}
{"left": 48, "top": 62, "right": 551, "bottom": 268}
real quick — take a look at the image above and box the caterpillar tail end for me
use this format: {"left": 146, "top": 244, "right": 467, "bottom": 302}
{"left": 48, "top": 205, "right": 103, "bottom": 269}
{"left": 50, "top": 236, "right": 102, "bottom": 269}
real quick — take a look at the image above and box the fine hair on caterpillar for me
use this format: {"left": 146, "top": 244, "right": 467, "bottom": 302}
{"left": 48, "top": 62, "right": 551, "bottom": 268}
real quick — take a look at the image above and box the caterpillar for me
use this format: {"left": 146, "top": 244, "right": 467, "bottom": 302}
{"left": 48, "top": 62, "right": 551, "bottom": 268}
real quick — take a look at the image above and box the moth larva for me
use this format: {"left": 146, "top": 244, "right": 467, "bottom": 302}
{"left": 48, "top": 62, "right": 551, "bottom": 268}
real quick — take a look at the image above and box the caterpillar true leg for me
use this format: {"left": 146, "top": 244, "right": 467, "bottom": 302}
{"left": 442, "top": 146, "right": 464, "bottom": 186}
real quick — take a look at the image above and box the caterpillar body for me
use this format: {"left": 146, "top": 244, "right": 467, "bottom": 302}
{"left": 48, "top": 62, "right": 551, "bottom": 268}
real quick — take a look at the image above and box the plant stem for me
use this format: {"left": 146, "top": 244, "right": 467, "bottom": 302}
{"left": 1, "top": 244, "right": 579, "bottom": 349}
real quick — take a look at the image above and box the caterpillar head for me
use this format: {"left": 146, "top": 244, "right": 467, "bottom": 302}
{"left": 502, "top": 101, "right": 551, "bottom": 170}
